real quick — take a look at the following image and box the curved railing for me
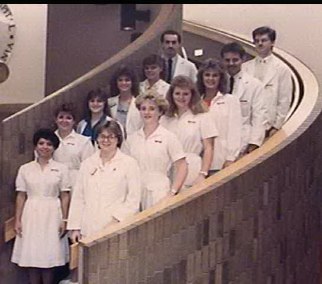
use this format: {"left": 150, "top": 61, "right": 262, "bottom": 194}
{"left": 76, "top": 21, "right": 322, "bottom": 283}
{"left": 2, "top": 9, "right": 321, "bottom": 283}
{"left": 0, "top": 4, "right": 182, "bottom": 283}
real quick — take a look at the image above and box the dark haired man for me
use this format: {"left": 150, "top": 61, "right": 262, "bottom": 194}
{"left": 243, "top": 26, "right": 292, "bottom": 138}
{"left": 221, "top": 42, "right": 266, "bottom": 155}
{"left": 160, "top": 29, "right": 198, "bottom": 83}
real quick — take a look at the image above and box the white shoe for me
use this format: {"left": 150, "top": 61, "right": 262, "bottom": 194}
{"left": 58, "top": 280, "right": 71, "bottom": 284}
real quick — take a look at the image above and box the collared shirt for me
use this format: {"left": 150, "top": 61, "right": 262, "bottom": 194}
{"left": 208, "top": 92, "right": 242, "bottom": 170}
{"left": 160, "top": 110, "right": 218, "bottom": 186}
{"left": 162, "top": 54, "right": 179, "bottom": 82}
{"left": 160, "top": 110, "right": 218, "bottom": 155}
{"left": 123, "top": 124, "right": 185, "bottom": 174}
{"left": 254, "top": 54, "right": 274, "bottom": 82}
{"left": 139, "top": 79, "right": 170, "bottom": 97}
{"left": 54, "top": 129, "right": 95, "bottom": 181}
{"left": 108, "top": 95, "right": 142, "bottom": 137}
{"left": 16, "top": 159, "right": 71, "bottom": 196}
{"left": 77, "top": 115, "right": 114, "bottom": 144}
{"left": 229, "top": 71, "right": 243, "bottom": 95}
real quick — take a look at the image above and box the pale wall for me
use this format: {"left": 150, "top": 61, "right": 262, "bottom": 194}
{"left": 183, "top": 4, "right": 322, "bottom": 80}
{"left": 0, "top": 4, "right": 47, "bottom": 104}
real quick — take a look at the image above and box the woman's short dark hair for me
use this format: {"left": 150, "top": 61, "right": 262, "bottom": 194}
{"left": 96, "top": 120, "right": 123, "bottom": 148}
{"left": 142, "top": 54, "right": 165, "bottom": 80}
{"left": 54, "top": 103, "right": 77, "bottom": 120}
{"left": 33, "top": 128, "right": 60, "bottom": 150}
{"left": 109, "top": 65, "right": 140, "bottom": 98}
{"left": 197, "top": 58, "right": 228, "bottom": 96}
{"left": 84, "top": 88, "right": 111, "bottom": 119}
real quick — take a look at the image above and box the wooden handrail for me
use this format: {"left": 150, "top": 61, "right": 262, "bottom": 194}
{"left": 4, "top": 217, "right": 15, "bottom": 243}
{"left": 78, "top": 21, "right": 319, "bottom": 250}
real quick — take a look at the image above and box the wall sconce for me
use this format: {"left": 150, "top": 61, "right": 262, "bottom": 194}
{"left": 120, "top": 4, "right": 151, "bottom": 31}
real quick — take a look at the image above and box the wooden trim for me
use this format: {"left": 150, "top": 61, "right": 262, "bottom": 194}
{"left": 69, "top": 242, "right": 79, "bottom": 270}
{"left": 4, "top": 217, "right": 15, "bottom": 242}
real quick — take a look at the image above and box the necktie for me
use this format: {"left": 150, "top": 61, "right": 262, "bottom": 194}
{"left": 229, "top": 76, "right": 235, "bottom": 93}
{"left": 167, "top": 58, "right": 172, "bottom": 83}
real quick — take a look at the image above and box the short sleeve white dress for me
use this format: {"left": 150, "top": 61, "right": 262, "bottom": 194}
{"left": 123, "top": 125, "right": 186, "bottom": 210}
{"left": 11, "top": 159, "right": 71, "bottom": 268}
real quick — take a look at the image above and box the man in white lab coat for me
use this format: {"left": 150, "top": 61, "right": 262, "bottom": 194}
{"left": 243, "top": 26, "right": 293, "bottom": 138}
{"left": 160, "top": 29, "right": 198, "bottom": 83}
{"left": 221, "top": 42, "right": 267, "bottom": 155}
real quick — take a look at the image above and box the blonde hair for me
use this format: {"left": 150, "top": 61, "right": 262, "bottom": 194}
{"left": 166, "top": 75, "right": 206, "bottom": 117}
{"left": 135, "top": 90, "right": 169, "bottom": 115}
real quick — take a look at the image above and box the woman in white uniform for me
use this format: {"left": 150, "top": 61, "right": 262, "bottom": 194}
{"left": 53, "top": 103, "right": 95, "bottom": 189}
{"left": 67, "top": 120, "right": 141, "bottom": 241}
{"left": 108, "top": 65, "right": 142, "bottom": 137}
{"left": 196, "top": 59, "right": 242, "bottom": 174}
{"left": 123, "top": 91, "right": 188, "bottom": 210}
{"left": 140, "top": 54, "right": 170, "bottom": 98}
{"left": 160, "top": 75, "right": 217, "bottom": 187}
{"left": 11, "top": 128, "right": 71, "bottom": 284}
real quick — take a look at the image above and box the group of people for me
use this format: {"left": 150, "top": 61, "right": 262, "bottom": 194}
{"left": 11, "top": 26, "right": 292, "bottom": 284}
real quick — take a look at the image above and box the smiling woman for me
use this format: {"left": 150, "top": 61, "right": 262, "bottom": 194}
{"left": 11, "top": 128, "right": 71, "bottom": 284}
{"left": 122, "top": 91, "right": 188, "bottom": 209}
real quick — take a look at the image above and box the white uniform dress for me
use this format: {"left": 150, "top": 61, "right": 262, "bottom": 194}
{"left": 53, "top": 129, "right": 95, "bottom": 188}
{"left": 160, "top": 110, "right": 218, "bottom": 186}
{"left": 209, "top": 92, "right": 242, "bottom": 170}
{"left": 11, "top": 159, "right": 71, "bottom": 268}
{"left": 67, "top": 149, "right": 141, "bottom": 238}
{"left": 123, "top": 125, "right": 186, "bottom": 210}
{"left": 139, "top": 79, "right": 170, "bottom": 97}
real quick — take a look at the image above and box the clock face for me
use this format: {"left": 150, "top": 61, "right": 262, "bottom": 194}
{"left": 0, "top": 4, "right": 15, "bottom": 63}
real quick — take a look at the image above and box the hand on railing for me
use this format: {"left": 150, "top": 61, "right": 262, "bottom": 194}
{"left": 70, "top": 230, "right": 81, "bottom": 244}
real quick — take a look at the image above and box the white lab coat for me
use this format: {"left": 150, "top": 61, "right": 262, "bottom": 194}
{"left": 160, "top": 110, "right": 218, "bottom": 186}
{"left": 173, "top": 55, "right": 198, "bottom": 83}
{"left": 230, "top": 70, "right": 267, "bottom": 152}
{"left": 108, "top": 95, "right": 143, "bottom": 136}
{"left": 140, "top": 79, "right": 170, "bottom": 97}
{"left": 67, "top": 149, "right": 141, "bottom": 237}
{"left": 243, "top": 54, "right": 293, "bottom": 130}
{"left": 208, "top": 92, "right": 242, "bottom": 170}
{"left": 53, "top": 130, "right": 95, "bottom": 187}
{"left": 122, "top": 125, "right": 186, "bottom": 209}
